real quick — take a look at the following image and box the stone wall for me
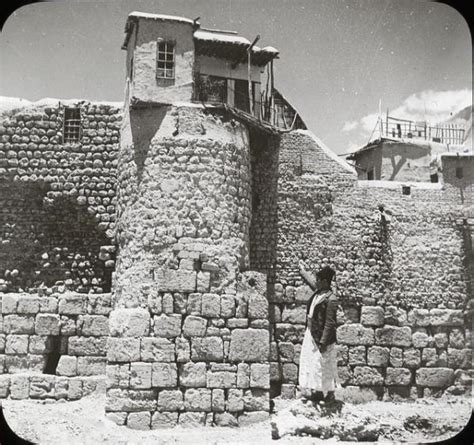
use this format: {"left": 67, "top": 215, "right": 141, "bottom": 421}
{"left": 106, "top": 105, "right": 271, "bottom": 429}
{"left": 268, "top": 130, "right": 472, "bottom": 399}
{"left": 0, "top": 291, "right": 111, "bottom": 401}
{"left": 0, "top": 101, "right": 121, "bottom": 293}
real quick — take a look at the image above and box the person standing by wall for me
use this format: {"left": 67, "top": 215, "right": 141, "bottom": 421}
{"left": 298, "top": 260, "right": 339, "bottom": 406}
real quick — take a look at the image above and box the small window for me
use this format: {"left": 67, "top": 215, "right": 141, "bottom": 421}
{"left": 456, "top": 167, "right": 463, "bottom": 179}
{"left": 367, "top": 168, "right": 374, "bottom": 180}
{"left": 430, "top": 173, "right": 438, "bottom": 183}
{"left": 63, "top": 107, "right": 81, "bottom": 143}
{"left": 156, "top": 41, "right": 175, "bottom": 79}
{"left": 402, "top": 185, "right": 411, "bottom": 195}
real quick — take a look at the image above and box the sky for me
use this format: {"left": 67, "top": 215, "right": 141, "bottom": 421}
{"left": 0, "top": 0, "right": 471, "bottom": 154}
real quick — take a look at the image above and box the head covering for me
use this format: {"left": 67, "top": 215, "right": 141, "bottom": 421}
{"left": 316, "top": 266, "right": 335, "bottom": 282}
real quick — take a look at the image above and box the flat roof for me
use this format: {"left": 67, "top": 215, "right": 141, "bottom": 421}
{"left": 122, "top": 11, "right": 279, "bottom": 66}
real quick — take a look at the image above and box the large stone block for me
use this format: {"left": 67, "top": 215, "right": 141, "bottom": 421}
{"left": 151, "top": 412, "right": 178, "bottom": 429}
{"left": 412, "top": 330, "right": 430, "bottom": 348}
{"left": 214, "top": 412, "right": 238, "bottom": 427}
{"left": 69, "top": 336, "right": 107, "bottom": 356}
{"left": 367, "top": 346, "right": 389, "bottom": 367}
{"left": 39, "top": 297, "right": 58, "bottom": 313}
{"left": 243, "top": 389, "right": 270, "bottom": 411}
{"left": 295, "top": 285, "right": 313, "bottom": 303}
{"left": 282, "top": 363, "right": 298, "bottom": 383}
{"left": 447, "top": 348, "right": 472, "bottom": 369}
{"left": 179, "top": 362, "right": 207, "bottom": 387}
{"left": 229, "top": 329, "right": 269, "bottom": 362}
{"left": 238, "top": 411, "right": 269, "bottom": 426}
{"left": 152, "top": 363, "right": 177, "bottom": 388}
{"left": 79, "top": 315, "right": 109, "bottom": 336}
{"left": 127, "top": 412, "right": 151, "bottom": 430}
{"left": 384, "top": 306, "right": 407, "bottom": 326}
{"left": 3, "top": 315, "right": 35, "bottom": 334}
{"left": 109, "top": 309, "right": 150, "bottom": 337}
{"left": 250, "top": 364, "right": 270, "bottom": 389}
{"left": 375, "top": 326, "right": 412, "bottom": 347}
{"left": 237, "top": 363, "right": 250, "bottom": 388}
{"left": 403, "top": 348, "right": 421, "bottom": 368}
{"left": 201, "top": 294, "right": 220, "bottom": 318}
{"left": 156, "top": 269, "right": 196, "bottom": 293}
{"left": 176, "top": 337, "right": 190, "bottom": 362}
{"left": 28, "top": 335, "right": 51, "bottom": 354}
{"left": 77, "top": 356, "right": 106, "bottom": 376}
{"left": 226, "top": 388, "right": 244, "bottom": 411}
{"left": 178, "top": 412, "right": 207, "bottom": 427}
{"left": 106, "top": 364, "right": 130, "bottom": 388}
{"left": 129, "top": 362, "right": 152, "bottom": 389}
{"left": 416, "top": 368, "right": 454, "bottom": 387}
{"left": 57, "top": 356, "right": 77, "bottom": 376}
{"left": 106, "top": 389, "right": 157, "bottom": 412}
{"left": 212, "top": 388, "right": 225, "bottom": 412}
{"left": 248, "top": 294, "right": 268, "bottom": 319}
{"left": 35, "top": 314, "right": 60, "bottom": 335}
{"left": 360, "top": 306, "right": 384, "bottom": 326}
{"left": 407, "top": 309, "right": 430, "bottom": 327}
{"left": 29, "top": 375, "right": 55, "bottom": 399}
{"left": 183, "top": 316, "right": 207, "bottom": 337}
{"left": 141, "top": 337, "right": 175, "bottom": 362}
{"left": 385, "top": 367, "right": 412, "bottom": 386}
{"left": 5, "top": 355, "right": 44, "bottom": 373}
{"left": 58, "top": 294, "right": 87, "bottom": 315}
{"left": 337, "top": 324, "right": 374, "bottom": 345}
{"left": 184, "top": 388, "right": 212, "bottom": 411}
{"left": 157, "top": 389, "right": 184, "bottom": 412}
{"left": 106, "top": 338, "right": 140, "bottom": 362}
{"left": 348, "top": 346, "right": 366, "bottom": 365}
{"left": 16, "top": 296, "right": 41, "bottom": 314}
{"left": 220, "top": 295, "right": 236, "bottom": 318}
{"left": 281, "top": 306, "right": 306, "bottom": 324}
{"left": 5, "top": 335, "right": 29, "bottom": 354}
{"left": 10, "top": 375, "right": 29, "bottom": 399}
{"left": 1, "top": 295, "right": 18, "bottom": 314}
{"left": 154, "top": 314, "right": 182, "bottom": 338}
{"left": 207, "top": 370, "right": 236, "bottom": 388}
{"left": 429, "top": 309, "right": 463, "bottom": 327}
{"left": 191, "top": 337, "right": 224, "bottom": 361}
{"left": 351, "top": 366, "right": 384, "bottom": 386}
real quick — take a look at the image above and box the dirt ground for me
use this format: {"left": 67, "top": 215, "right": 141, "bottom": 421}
{"left": 2, "top": 389, "right": 471, "bottom": 444}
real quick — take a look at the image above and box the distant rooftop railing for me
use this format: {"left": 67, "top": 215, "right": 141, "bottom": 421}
{"left": 381, "top": 115, "right": 465, "bottom": 145}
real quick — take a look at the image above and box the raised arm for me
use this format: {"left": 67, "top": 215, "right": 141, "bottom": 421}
{"left": 299, "top": 260, "right": 317, "bottom": 290}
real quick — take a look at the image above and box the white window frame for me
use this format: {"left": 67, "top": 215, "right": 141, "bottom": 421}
{"left": 156, "top": 41, "right": 175, "bottom": 79}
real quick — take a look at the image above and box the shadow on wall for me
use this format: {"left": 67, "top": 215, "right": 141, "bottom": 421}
{"left": 130, "top": 106, "right": 168, "bottom": 182}
{"left": 248, "top": 129, "right": 281, "bottom": 289}
{"left": 0, "top": 181, "right": 114, "bottom": 293}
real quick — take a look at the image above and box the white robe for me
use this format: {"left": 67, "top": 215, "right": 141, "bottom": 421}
{"left": 298, "top": 291, "right": 339, "bottom": 396}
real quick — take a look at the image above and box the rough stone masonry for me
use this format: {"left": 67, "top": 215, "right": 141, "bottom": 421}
{"left": 0, "top": 99, "right": 472, "bottom": 430}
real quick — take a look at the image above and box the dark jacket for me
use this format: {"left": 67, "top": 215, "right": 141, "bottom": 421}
{"left": 301, "top": 269, "right": 338, "bottom": 347}
{"left": 306, "top": 291, "right": 338, "bottom": 346}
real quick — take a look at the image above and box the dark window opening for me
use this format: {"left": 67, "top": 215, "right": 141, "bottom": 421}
{"left": 196, "top": 75, "right": 227, "bottom": 103}
{"left": 430, "top": 173, "right": 439, "bottom": 183}
{"left": 63, "top": 107, "right": 81, "bottom": 143}
{"left": 456, "top": 167, "right": 464, "bottom": 179}
{"left": 396, "top": 123, "right": 402, "bottom": 138}
{"left": 130, "top": 56, "right": 134, "bottom": 80}
{"left": 44, "top": 336, "right": 66, "bottom": 375}
{"left": 402, "top": 185, "right": 411, "bottom": 196}
{"left": 367, "top": 169, "right": 374, "bottom": 180}
{"left": 156, "top": 41, "right": 175, "bottom": 79}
